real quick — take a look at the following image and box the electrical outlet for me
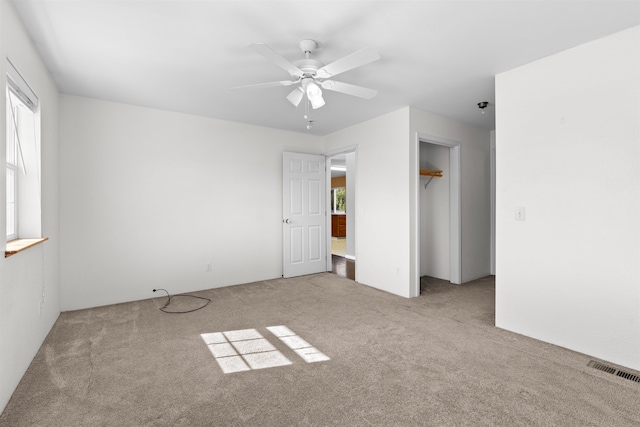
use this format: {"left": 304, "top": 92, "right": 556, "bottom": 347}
{"left": 206, "top": 262, "right": 213, "bottom": 272}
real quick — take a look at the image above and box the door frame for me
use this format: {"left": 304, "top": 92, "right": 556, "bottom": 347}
{"left": 412, "top": 133, "right": 461, "bottom": 297}
{"left": 325, "top": 145, "right": 358, "bottom": 277}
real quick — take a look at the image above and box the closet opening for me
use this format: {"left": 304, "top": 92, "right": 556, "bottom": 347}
{"left": 413, "top": 135, "right": 461, "bottom": 296}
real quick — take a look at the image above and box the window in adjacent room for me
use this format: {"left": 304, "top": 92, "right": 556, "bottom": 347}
{"left": 6, "top": 59, "right": 41, "bottom": 245}
{"left": 331, "top": 187, "right": 346, "bottom": 213}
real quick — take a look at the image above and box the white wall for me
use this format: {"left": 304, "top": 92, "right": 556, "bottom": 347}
{"left": 60, "top": 95, "right": 323, "bottom": 310}
{"left": 0, "top": 0, "right": 61, "bottom": 413}
{"left": 490, "top": 130, "right": 496, "bottom": 276}
{"left": 324, "top": 106, "right": 490, "bottom": 297}
{"left": 410, "top": 107, "right": 491, "bottom": 292}
{"left": 420, "top": 142, "right": 450, "bottom": 279}
{"left": 325, "top": 108, "right": 412, "bottom": 297}
{"left": 495, "top": 26, "right": 640, "bottom": 370}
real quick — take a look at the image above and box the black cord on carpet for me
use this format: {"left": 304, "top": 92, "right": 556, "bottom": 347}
{"left": 152, "top": 288, "right": 211, "bottom": 313}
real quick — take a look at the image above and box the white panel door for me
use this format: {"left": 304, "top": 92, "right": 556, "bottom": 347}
{"left": 283, "top": 152, "right": 326, "bottom": 278}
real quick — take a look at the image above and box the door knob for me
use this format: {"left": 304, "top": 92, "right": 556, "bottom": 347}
{"left": 283, "top": 218, "right": 291, "bottom": 224}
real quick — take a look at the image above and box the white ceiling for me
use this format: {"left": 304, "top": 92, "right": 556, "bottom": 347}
{"left": 11, "top": 0, "right": 640, "bottom": 135}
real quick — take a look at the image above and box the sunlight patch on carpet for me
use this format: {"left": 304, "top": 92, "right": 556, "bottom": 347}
{"left": 201, "top": 328, "right": 291, "bottom": 373}
{"left": 243, "top": 350, "right": 291, "bottom": 370}
{"left": 216, "top": 355, "right": 250, "bottom": 373}
{"left": 267, "top": 325, "right": 330, "bottom": 363}
{"left": 201, "top": 326, "right": 329, "bottom": 373}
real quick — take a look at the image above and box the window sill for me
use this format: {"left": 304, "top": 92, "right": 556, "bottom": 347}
{"left": 5, "top": 237, "right": 48, "bottom": 258}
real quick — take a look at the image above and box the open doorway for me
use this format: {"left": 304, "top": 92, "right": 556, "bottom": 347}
{"left": 413, "top": 135, "right": 461, "bottom": 296}
{"left": 326, "top": 148, "right": 356, "bottom": 280}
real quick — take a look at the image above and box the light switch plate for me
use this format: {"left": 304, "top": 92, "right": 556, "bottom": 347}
{"left": 515, "top": 207, "right": 526, "bottom": 221}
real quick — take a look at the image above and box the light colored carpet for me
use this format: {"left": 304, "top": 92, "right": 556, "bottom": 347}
{"left": 331, "top": 237, "right": 346, "bottom": 257}
{"left": 1, "top": 274, "right": 639, "bottom": 426}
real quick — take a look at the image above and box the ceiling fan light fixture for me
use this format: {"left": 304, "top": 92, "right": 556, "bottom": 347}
{"left": 305, "top": 81, "right": 325, "bottom": 109}
{"left": 287, "top": 87, "right": 304, "bottom": 107}
{"left": 309, "top": 94, "right": 325, "bottom": 109}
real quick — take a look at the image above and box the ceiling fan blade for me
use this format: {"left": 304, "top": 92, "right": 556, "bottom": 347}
{"left": 249, "top": 43, "right": 304, "bottom": 78}
{"left": 316, "top": 47, "right": 380, "bottom": 78}
{"left": 231, "top": 80, "right": 297, "bottom": 90}
{"left": 320, "top": 80, "right": 377, "bottom": 99}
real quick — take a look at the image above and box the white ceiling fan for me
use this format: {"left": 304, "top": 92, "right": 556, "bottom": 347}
{"left": 233, "top": 39, "right": 380, "bottom": 111}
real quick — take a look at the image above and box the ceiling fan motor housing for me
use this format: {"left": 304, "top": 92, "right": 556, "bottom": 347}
{"left": 294, "top": 40, "right": 323, "bottom": 78}
{"left": 294, "top": 58, "right": 324, "bottom": 78}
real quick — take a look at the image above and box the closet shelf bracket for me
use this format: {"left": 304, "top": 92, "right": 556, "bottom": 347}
{"left": 420, "top": 168, "right": 443, "bottom": 189}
